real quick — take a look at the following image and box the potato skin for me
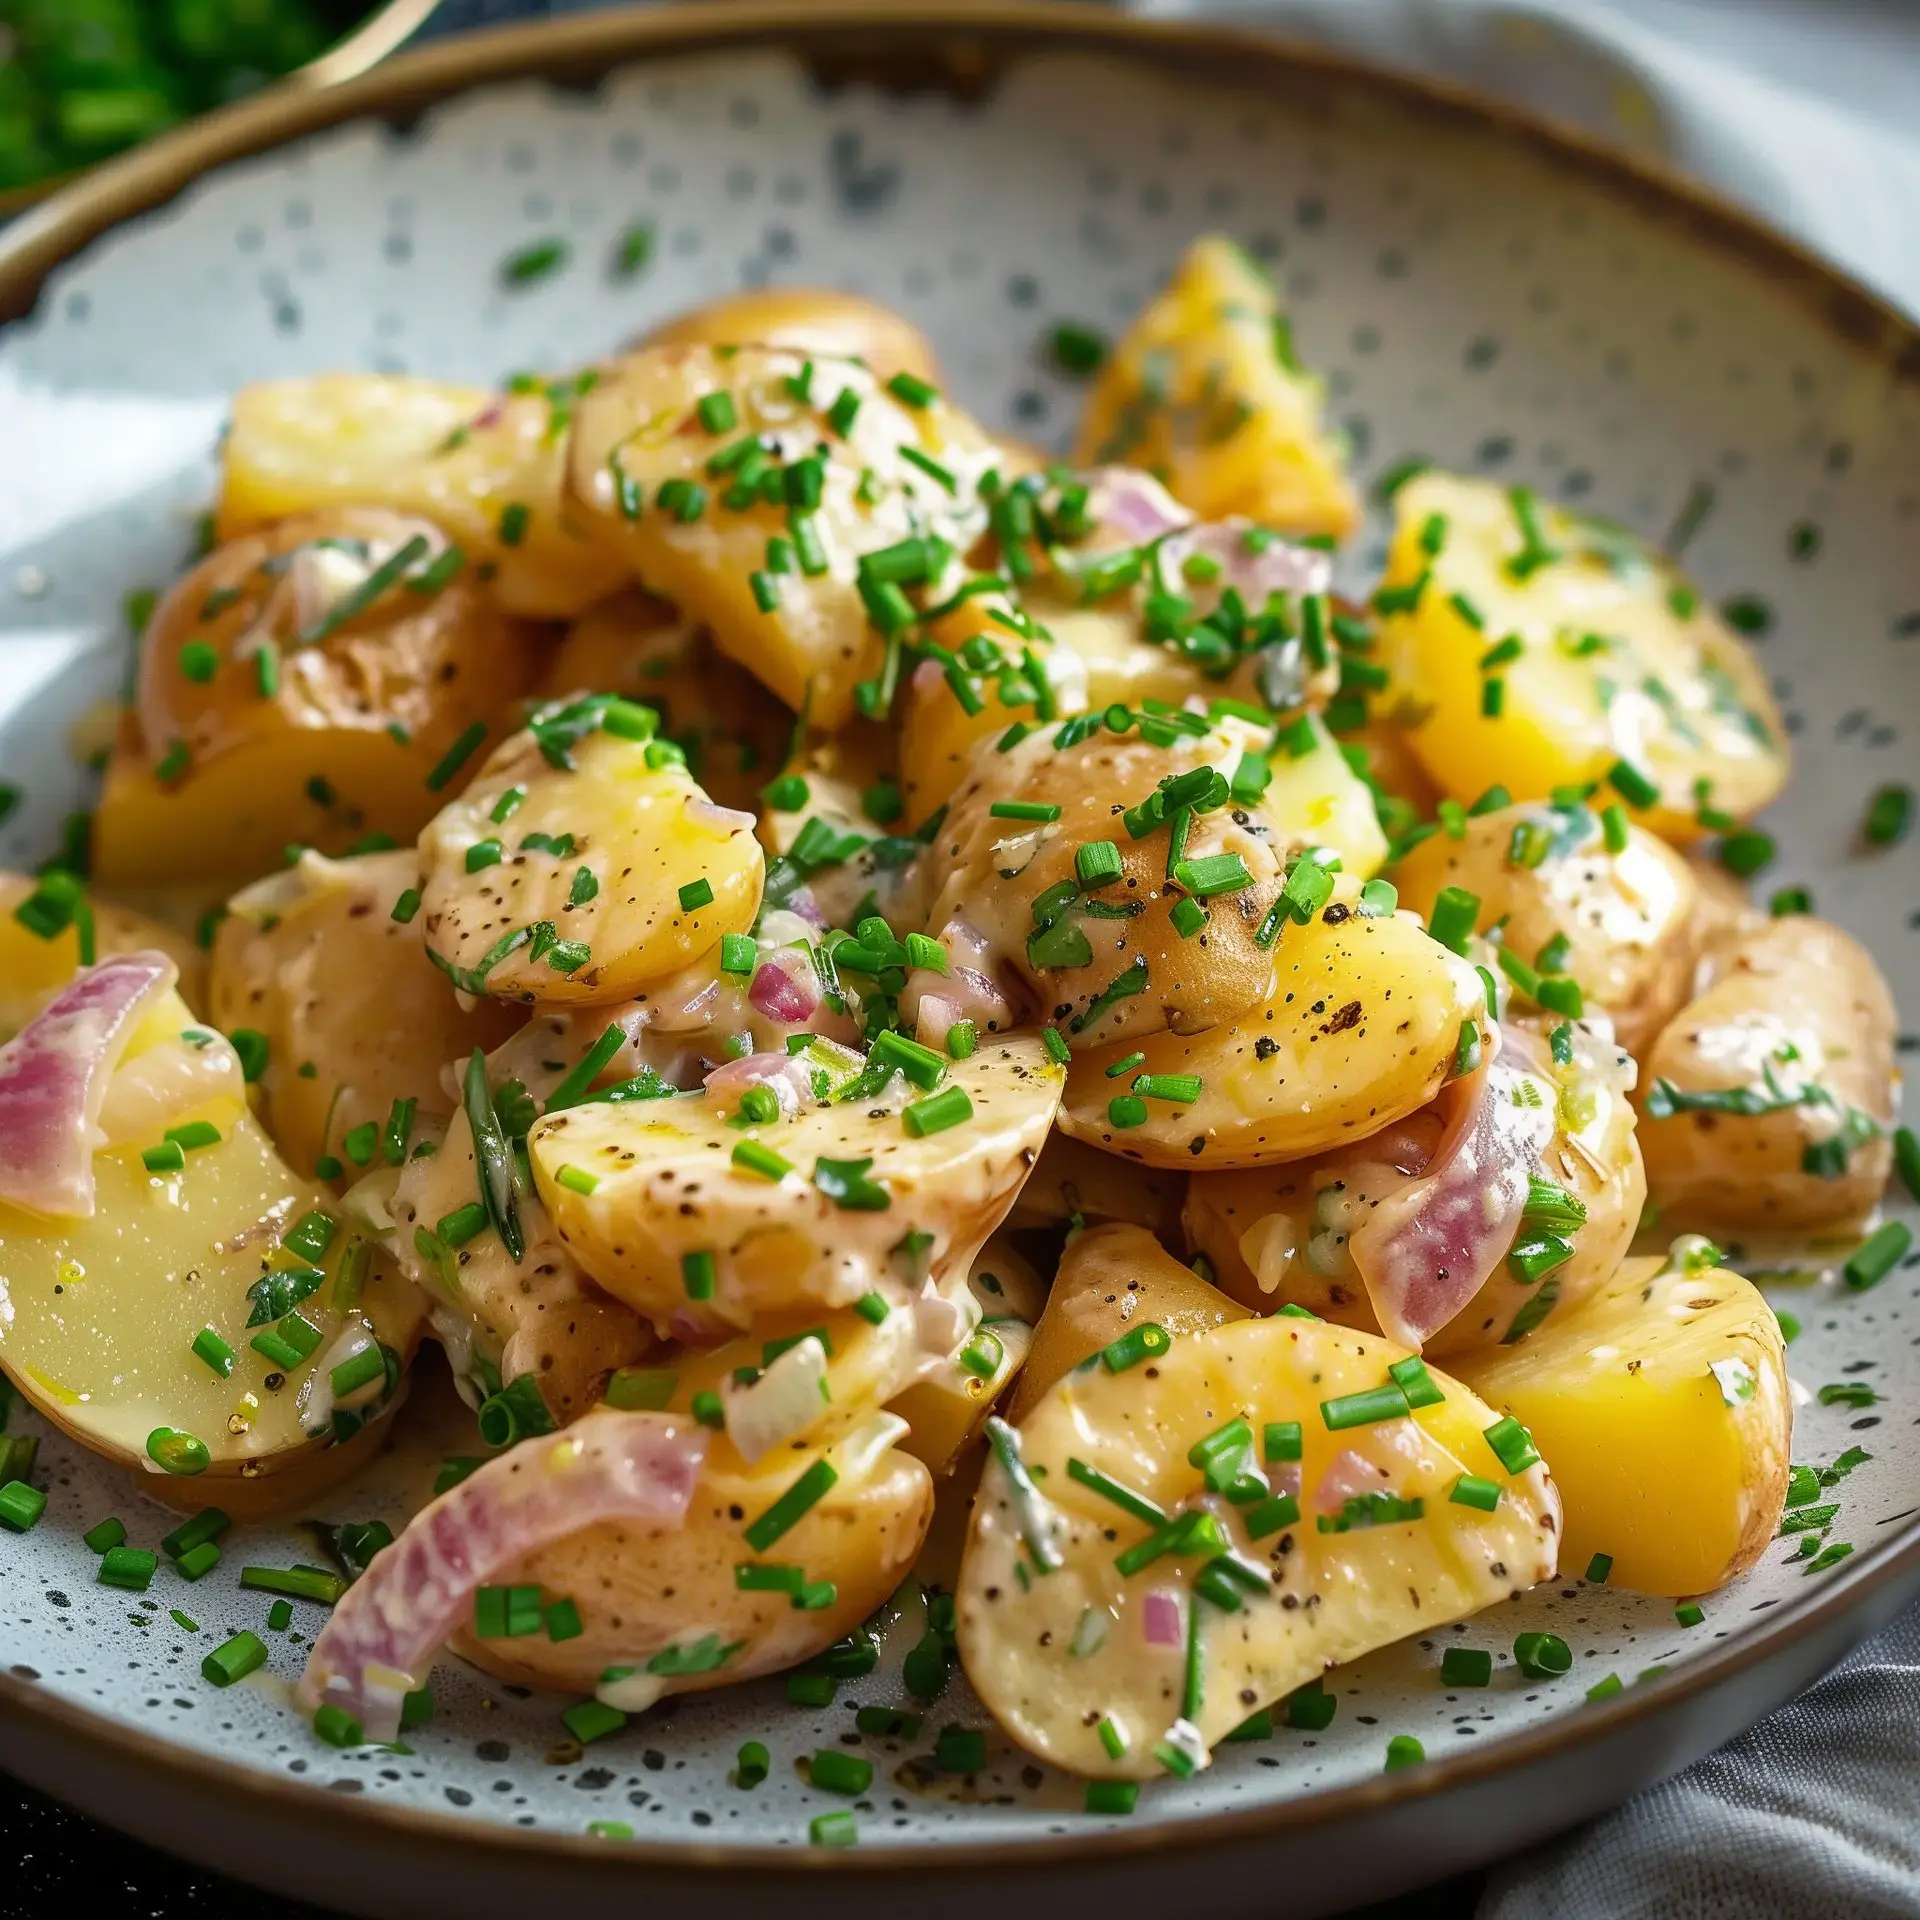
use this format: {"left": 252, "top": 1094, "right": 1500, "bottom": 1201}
{"left": 638, "top": 286, "right": 941, "bottom": 387}
{"left": 1394, "top": 801, "right": 1700, "bottom": 1056}
{"left": 1074, "top": 235, "right": 1357, "bottom": 539}
{"left": 96, "top": 509, "right": 543, "bottom": 887}
{"left": 1060, "top": 877, "right": 1487, "bottom": 1169}
{"left": 1636, "top": 915, "right": 1895, "bottom": 1236}
{"left": 209, "top": 850, "right": 520, "bottom": 1179}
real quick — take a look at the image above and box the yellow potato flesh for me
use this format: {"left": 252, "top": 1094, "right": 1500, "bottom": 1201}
{"left": 1375, "top": 472, "right": 1787, "bottom": 838}
{"left": 218, "top": 374, "right": 626, "bottom": 618}
{"left": 1260, "top": 712, "right": 1389, "bottom": 879}
{"left": 0, "top": 875, "right": 203, "bottom": 1036}
{"left": 566, "top": 345, "right": 1001, "bottom": 726}
{"left": 1453, "top": 1254, "right": 1788, "bottom": 1595}
{"left": 0, "top": 1049, "right": 419, "bottom": 1511}
{"left": 210, "top": 850, "right": 521, "bottom": 1178}
{"left": 1061, "top": 879, "right": 1487, "bottom": 1168}
{"left": 417, "top": 724, "right": 764, "bottom": 1007}
{"left": 1074, "top": 236, "right": 1358, "bottom": 539}
{"left": 959, "top": 1315, "right": 1560, "bottom": 1777}
{"left": 529, "top": 1033, "right": 1063, "bottom": 1336}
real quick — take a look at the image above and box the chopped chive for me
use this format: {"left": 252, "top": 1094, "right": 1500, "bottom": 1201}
{"left": 1483, "top": 1416, "right": 1540, "bottom": 1474}
{"left": 744, "top": 1460, "right": 839, "bottom": 1552}
{"left": 677, "top": 878, "right": 714, "bottom": 912}
{"left": 1514, "top": 1631, "right": 1573, "bottom": 1678}
{"left": 202, "top": 1631, "right": 268, "bottom": 1688}
{"left": 1441, "top": 1647, "right": 1492, "bottom": 1689}
{"left": 425, "top": 722, "right": 487, "bottom": 793}
{"left": 1425, "top": 885, "right": 1480, "bottom": 954}
{"left": 1843, "top": 1220, "right": 1910, "bottom": 1292}
{"left": 904, "top": 1085, "right": 973, "bottom": 1138}
{"left": 1449, "top": 1474, "right": 1501, "bottom": 1512}
{"left": 731, "top": 1139, "right": 793, "bottom": 1182}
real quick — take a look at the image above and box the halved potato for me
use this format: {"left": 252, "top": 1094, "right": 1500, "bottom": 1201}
{"left": 959, "top": 1309, "right": 1559, "bottom": 1777}
{"left": 539, "top": 589, "right": 789, "bottom": 813}
{"left": 915, "top": 714, "right": 1296, "bottom": 1051}
{"left": 565, "top": 345, "right": 1001, "bottom": 726}
{"left": 529, "top": 1032, "right": 1063, "bottom": 1337}
{"left": 1184, "top": 1020, "right": 1644, "bottom": 1355}
{"left": 1073, "top": 236, "right": 1358, "bottom": 539}
{"left": 1060, "top": 876, "right": 1487, "bottom": 1168}
{"left": 0, "top": 874, "right": 204, "bottom": 1034}
{"left": 639, "top": 286, "right": 941, "bottom": 387}
{"left": 95, "top": 509, "right": 543, "bottom": 888}
{"left": 1453, "top": 1251, "right": 1788, "bottom": 1595}
{"left": 1375, "top": 471, "right": 1788, "bottom": 839}
{"left": 210, "top": 850, "right": 520, "bottom": 1178}
{"left": 1636, "top": 915, "right": 1895, "bottom": 1236}
{"left": 417, "top": 706, "right": 764, "bottom": 1008}
{"left": 448, "top": 1408, "right": 933, "bottom": 1706}
{"left": 0, "top": 973, "right": 422, "bottom": 1516}
{"left": 1393, "top": 800, "right": 1699, "bottom": 1056}
{"left": 218, "top": 373, "right": 626, "bottom": 618}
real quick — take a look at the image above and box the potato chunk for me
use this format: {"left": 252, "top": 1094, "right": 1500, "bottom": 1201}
{"left": 1060, "top": 876, "right": 1487, "bottom": 1169}
{"left": 1453, "top": 1250, "right": 1788, "bottom": 1595}
{"left": 1394, "top": 799, "right": 1699, "bottom": 1055}
{"left": 1376, "top": 471, "right": 1787, "bottom": 838}
{"left": 958, "top": 1309, "right": 1559, "bottom": 1777}
{"left": 95, "top": 509, "right": 542, "bottom": 888}
{"left": 529, "top": 1032, "right": 1063, "bottom": 1336}
{"left": 0, "top": 874, "right": 204, "bottom": 1033}
{"left": 209, "top": 850, "right": 520, "bottom": 1179}
{"left": 417, "top": 703, "right": 764, "bottom": 1008}
{"left": 1636, "top": 915, "right": 1895, "bottom": 1236}
{"left": 566, "top": 345, "right": 1001, "bottom": 726}
{"left": 218, "top": 374, "right": 626, "bottom": 618}
{"left": 1073, "top": 236, "right": 1357, "bottom": 539}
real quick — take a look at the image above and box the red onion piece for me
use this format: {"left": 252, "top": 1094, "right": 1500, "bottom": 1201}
{"left": 900, "top": 920, "right": 1018, "bottom": 1040}
{"left": 914, "top": 993, "right": 960, "bottom": 1049}
{"left": 1084, "top": 467, "right": 1194, "bottom": 545}
{"left": 1141, "top": 1588, "right": 1184, "bottom": 1647}
{"left": 684, "top": 797, "right": 757, "bottom": 838}
{"left": 1314, "top": 1447, "right": 1396, "bottom": 1515}
{"left": 748, "top": 949, "right": 819, "bottom": 1025}
{"left": 1178, "top": 519, "right": 1334, "bottom": 603}
{"left": 0, "top": 950, "right": 174, "bottom": 1219}
{"left": 703, "top": 1047, "right": 816, "bottom": 1119}
{"left": 1348, "top": 1031, "right": 1556, "bottom": 1348}
{"left": 298, "top": 1411, "right": 707, "bottom": 1739}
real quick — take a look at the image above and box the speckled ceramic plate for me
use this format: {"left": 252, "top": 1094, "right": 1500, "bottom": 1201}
{"left": 2, "top": 7, "right": 1919, "bottom": 1917}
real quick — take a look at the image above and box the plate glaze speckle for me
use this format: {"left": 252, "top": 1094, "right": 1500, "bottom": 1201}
{"left": 3, "top": 28, "right": 1920, "bottom": 1882}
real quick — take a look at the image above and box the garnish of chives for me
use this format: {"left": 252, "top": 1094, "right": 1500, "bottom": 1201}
{"left": 1449, "top": 1474, "right": 1501, "bottom": 1512}
{"left": 425, "top": 722, "right": 487, "bottom": 793}
{"left": 744, "top": 1459, "right": 839, "bottom": 1552}
{"left": 1066, "top": 1457, "right": 1167, "bottom": 1528}
{"left": 1321, "top": 1383, "right": 1410, "bottom": 1430}
{"left": 904, "top": 1085, "right": 973, "bottom": 1137}
{"left": 1843, "top": 1220, "right": 1910, "bottom": 1292}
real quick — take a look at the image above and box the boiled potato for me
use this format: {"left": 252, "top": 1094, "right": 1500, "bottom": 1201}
{"left": 757, "top": 752, "right": 918, "bottom": 934}
{"left": 1009, "top": 1222, "right": 1249, "bottom": 1425}
{"left": 218, "top": 373, "right": 626, "bottom": 618}
{"left": 1394, "top": 799, "right": 1699, "bottom": 1056}
{"left": 417, "top": 703, "right": 764, "bottom": 1008}
{"left": 539, "top": 589, "right": 789, "bottom": 813}
{"left": 1005, "top": 1132, "right": 1188, "bottom": 1244}
{"left": 1184, "top": 1019, "right": 1644, "bottom": 1355}
{"left": 1260, "top": 711, "right": 1389, "bottom": 879}
{"left": 1060, "top": 875, "right": 1487, "bottom": 1169}
{"left": 95, "top": 509, "right": 543, "bottom": 888}
{"left": 915, "top": 714, "right": 1298, "bottom": 1051}
{"left": 1074, "top": 236, "right": 1358, "bottom": 539}
{"left": 0, "top": 960, "right": 421, "bottom": 1516}
{"left": 639, "top": 286, "right": 941, "bottom": 387}
{"left": 892, "top": 1234, "right": 1049, "bottom": 1473}
{"left": 210, "top": 850, "right": 520, "bottom": 1178}
{"left": 566, "top": 345, "right": 1001, "bottom": 726}
{"left": 530, "top": 1032, "right": 1064, "bottom": 1337}
{"left": 959, "top": 1311, "right": 1559, "bottom": 1778}
{"left": 447, "top": 1408, "right": 932, "bottom": 1706}
{"left": 1375, "top": 472, "right": 1788, "bottom": 839}
{"left": 0, "top": 873, "right": 204, "bottom": 1033}
{"left": 1636, "top": 915, "right": 1895, "bottom": 1236}
{"left": 1453, "top": 1250, "right": 1788, "bottom": 1595}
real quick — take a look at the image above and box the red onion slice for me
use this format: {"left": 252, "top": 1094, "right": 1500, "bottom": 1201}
{"left": 703, "top": 1047, "right": 818, "bottom": 1119}
{"left": 298, "top": 1411, "right": 707, "bottom": 1739}
{"left": 748, "top": 948, "right": 820, "bottom": 1025}
{"left": 1348, "top": 1034, "right": 1556, "bottom": 1349}
{"left": 1141, "top": 1588, "right": 1184, "bottom": 1647}
{"left": 0, "top": 950, "right": 174, "bottom": 1219}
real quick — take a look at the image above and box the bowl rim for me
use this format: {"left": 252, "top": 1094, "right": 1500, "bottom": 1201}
{"left": 1, "top": 0, "right": 1917, "bottom": 1887}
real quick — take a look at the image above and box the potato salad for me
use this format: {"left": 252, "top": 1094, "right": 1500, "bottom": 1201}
{"left": 0, "top": 237, "right": 1902, "bottom": 1820}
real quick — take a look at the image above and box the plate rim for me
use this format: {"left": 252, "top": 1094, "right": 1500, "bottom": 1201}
{"left": 1, "top": 0, "right": 1917, "bottom": 1889}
